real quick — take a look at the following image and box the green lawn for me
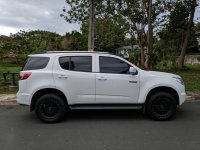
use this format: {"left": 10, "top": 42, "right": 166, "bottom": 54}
{"left": 158, "top": 64, "right": 200, "bottom": 92}
{"left": 168, "top": 71, "right": 200, "bottom": 92}
{"left": 0, "top": 64, "right": 200, "bottom": 94}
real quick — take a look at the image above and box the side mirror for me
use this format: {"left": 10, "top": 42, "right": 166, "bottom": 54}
{"left": 129, "top": 67, "right": 137, "bottom": 75}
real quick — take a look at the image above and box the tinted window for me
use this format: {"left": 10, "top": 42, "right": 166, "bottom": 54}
{"left": 59, "top": 57, "right": 70, "bottom": 70}
{"left": 59, "top": 56, "right": 92, "bottom": 72}
{"left": 99, "top": 56, "right": 130, "bottom": 74}
{"left": 23, "top": 57, "right": 50, "bottom": 70}
{"left": 70, "top": 57, "right": 92, "bottom": 72}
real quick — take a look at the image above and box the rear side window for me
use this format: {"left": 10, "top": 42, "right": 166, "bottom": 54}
{"left": 23, "top": 57, "right": 50, "bottom": 71}
{"left": 59, "top": 56, "right": 92, "bottom": 72}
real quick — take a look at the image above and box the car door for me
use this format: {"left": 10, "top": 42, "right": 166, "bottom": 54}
{"left": 53, "top": 54, "right": 96, "bottom": 104}
{"left": 95, "top": 55, "right": 140, "bottom": 103}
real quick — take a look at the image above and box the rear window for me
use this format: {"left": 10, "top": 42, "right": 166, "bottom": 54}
{"left": 22, "top": 57, "right": 50, "bottom": 71}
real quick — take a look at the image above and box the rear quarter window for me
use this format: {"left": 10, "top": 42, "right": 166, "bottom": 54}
{"left": 22, "top": 57, "right": 50, "bottom": 71}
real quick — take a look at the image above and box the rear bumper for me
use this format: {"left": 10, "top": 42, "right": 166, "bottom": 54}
{"left": 16, "top": 92, "right": 31, "bottom": 105}
{"left": 179, "top": 92, "right": 186, "bottom": 105}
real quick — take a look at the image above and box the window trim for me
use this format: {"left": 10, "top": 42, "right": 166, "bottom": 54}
{"left": 59, "top": 56, "right": 93, "bottom": 73}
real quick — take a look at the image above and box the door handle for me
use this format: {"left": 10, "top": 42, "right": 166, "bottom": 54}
{"left": 129, "top": 81, "right": 137, "bottom": 83}
{"left": 58, "top": 75, "right": 68, "bottom": 79}
{"left": 98, "top": 77, "right": 107, "bottom": 81}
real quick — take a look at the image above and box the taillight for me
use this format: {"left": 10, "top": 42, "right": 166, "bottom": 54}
{"left": 20, "top": 72, "right": 32, "bottom": 80}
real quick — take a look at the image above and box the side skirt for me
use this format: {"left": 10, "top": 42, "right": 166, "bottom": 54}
{"left": 69, "top": 103, "right": 144, "bottom": 110}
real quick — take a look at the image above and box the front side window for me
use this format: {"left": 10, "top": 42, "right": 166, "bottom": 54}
{"left": 59, "top": 56, "right": 92, "bottom": 72}
{"left": 99, "top": 56, "right": 130, "bottom": 74}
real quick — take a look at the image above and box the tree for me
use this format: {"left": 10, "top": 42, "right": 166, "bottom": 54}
{"left": 62, "top": 0, "right": 200, "bottom": 69}
{"left": 81, "top": 16, "right": 127, "bottom": 52}
{"left": 112, "top": 0, "right": 147, "bottom": 66}
{"left": 61, "top": 0, "right": 128, "bottom": 53}
{"left": 0, "top": 35, "right": 14, "bottom": 62}
{"left": 144, "top": 0, "right": 153, "bottom": 68}
{"left": 0, "top": 30, "right": 64, "bottom": 64}
{"left": 177, "top": 0, "right": 197, "bottom": 69}
{"left": 158, "top": 0, "right": 198, "bottom": 69}
{"left": 61, "top": 0, "right": 166, "bottom": 68}
{"left": 64, "top": 31, "right": 88, "bottom": 50}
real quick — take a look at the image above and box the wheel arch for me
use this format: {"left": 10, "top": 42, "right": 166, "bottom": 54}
{"left": 145, "top": 86, "right": 179, "bottom": 105}
{"left": 30, "top": 88, "right": 68, "bottom": 111}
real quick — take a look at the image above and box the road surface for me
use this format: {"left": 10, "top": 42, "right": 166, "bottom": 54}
{"left": 0, "top": 102, "right": 200, "bottom": 150}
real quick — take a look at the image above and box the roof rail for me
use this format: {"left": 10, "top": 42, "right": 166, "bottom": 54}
{"left": 46, "top": 51, "right": 109, "bottom": 54}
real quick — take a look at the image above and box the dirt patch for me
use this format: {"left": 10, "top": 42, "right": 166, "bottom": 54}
{"left": 0, "top": 94, "right": 16, "bottom": 101}
{"left": 0, "top": 94, "right": 18, "bottom": 105}
{"left": 187, "top": 91, "right": 200, "bottom": 101}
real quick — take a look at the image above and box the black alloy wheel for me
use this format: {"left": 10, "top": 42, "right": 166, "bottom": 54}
{"left": 146, "top": 92, "right": 177, "bottom": 121}
{"left": 35, "top": 94, "right": 67, "bottom": 123}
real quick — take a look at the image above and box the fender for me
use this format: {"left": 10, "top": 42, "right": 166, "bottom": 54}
{"left": 138, "top": 77, "right": 181, "bottom": 104}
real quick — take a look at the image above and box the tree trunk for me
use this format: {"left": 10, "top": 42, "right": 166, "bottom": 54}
{"left": 134, "top": 27, "right": 145, "bottom": 67}
{"left": 140, "top": 44, "right": 145, "bottom": 66}
{"left": 140, "top": 0, "right": 146, "bottom": 67}
{"left": 144, "top": 0, "right": 153, "bottom": 69}
{"left": 177, "top": 0, "right": 196, "bottom": 69}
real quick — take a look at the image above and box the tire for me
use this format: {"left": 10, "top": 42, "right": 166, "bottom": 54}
{"left": 146, "top": 92, "right": 177, "bottom": 121}
{"left": 35, "top": 94, "right": 67, "bottom": 123}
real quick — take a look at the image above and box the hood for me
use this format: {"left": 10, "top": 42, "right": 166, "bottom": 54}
{"left": 148, "top": 71, "right": 180, "bottom": 78}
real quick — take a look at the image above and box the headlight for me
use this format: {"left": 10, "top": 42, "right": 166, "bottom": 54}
{"left": 172, "top": 77, "right": 184, "bottom": 85}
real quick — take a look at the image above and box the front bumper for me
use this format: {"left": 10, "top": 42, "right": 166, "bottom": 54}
{"left": 179, "top": 92, "right": 186, "bottom": 105}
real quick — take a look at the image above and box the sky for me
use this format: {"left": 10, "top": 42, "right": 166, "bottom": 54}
{"left": 0, "top": 0, "right": 80, "bottom": 36}
{"left": 0, "top": 0, "right": 200, "bottom": 36}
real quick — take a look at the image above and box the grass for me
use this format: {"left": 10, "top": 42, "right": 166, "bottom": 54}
{"left": 174, "top": 72, "right": 200, "bottom": 92}
{"left": 0, "top": 63, "right": 199, "bottom": 95}
{"left": 157, "top": 64, "right": 200, "bottom": 92}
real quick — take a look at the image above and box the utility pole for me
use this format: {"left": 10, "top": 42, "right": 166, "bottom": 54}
{"left": 88, "top": 0, "right": 95, "bottom": 51}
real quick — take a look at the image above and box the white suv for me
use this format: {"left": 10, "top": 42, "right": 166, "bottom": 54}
{"left": 17, "top": 51, "right": 186, "bottom": 123}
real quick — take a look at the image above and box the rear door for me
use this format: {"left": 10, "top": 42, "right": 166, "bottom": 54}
{"left": 53, "top": 54, "right": 96, "bottom": 105}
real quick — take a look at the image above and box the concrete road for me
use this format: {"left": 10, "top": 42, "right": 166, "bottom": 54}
{"left": 0, "top": 102, "right": 200, "bottom": 150}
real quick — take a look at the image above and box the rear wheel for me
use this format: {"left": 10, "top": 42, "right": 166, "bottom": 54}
{"left": 146, "top": 92, "right": 177, "bottom": 121}
{"left": 35, "top": 94, "right": 67, "bottom": 123}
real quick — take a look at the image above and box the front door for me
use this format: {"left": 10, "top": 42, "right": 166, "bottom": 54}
{"left": 95, "top": 56, "right": 140, "bottom": 103}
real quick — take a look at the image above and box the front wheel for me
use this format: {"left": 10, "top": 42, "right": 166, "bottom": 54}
{"left": 35, "top": 94, "right": 67, "bottom": 123}
{"left": 146, "top": 92, "right": 177, "bottom": 121}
